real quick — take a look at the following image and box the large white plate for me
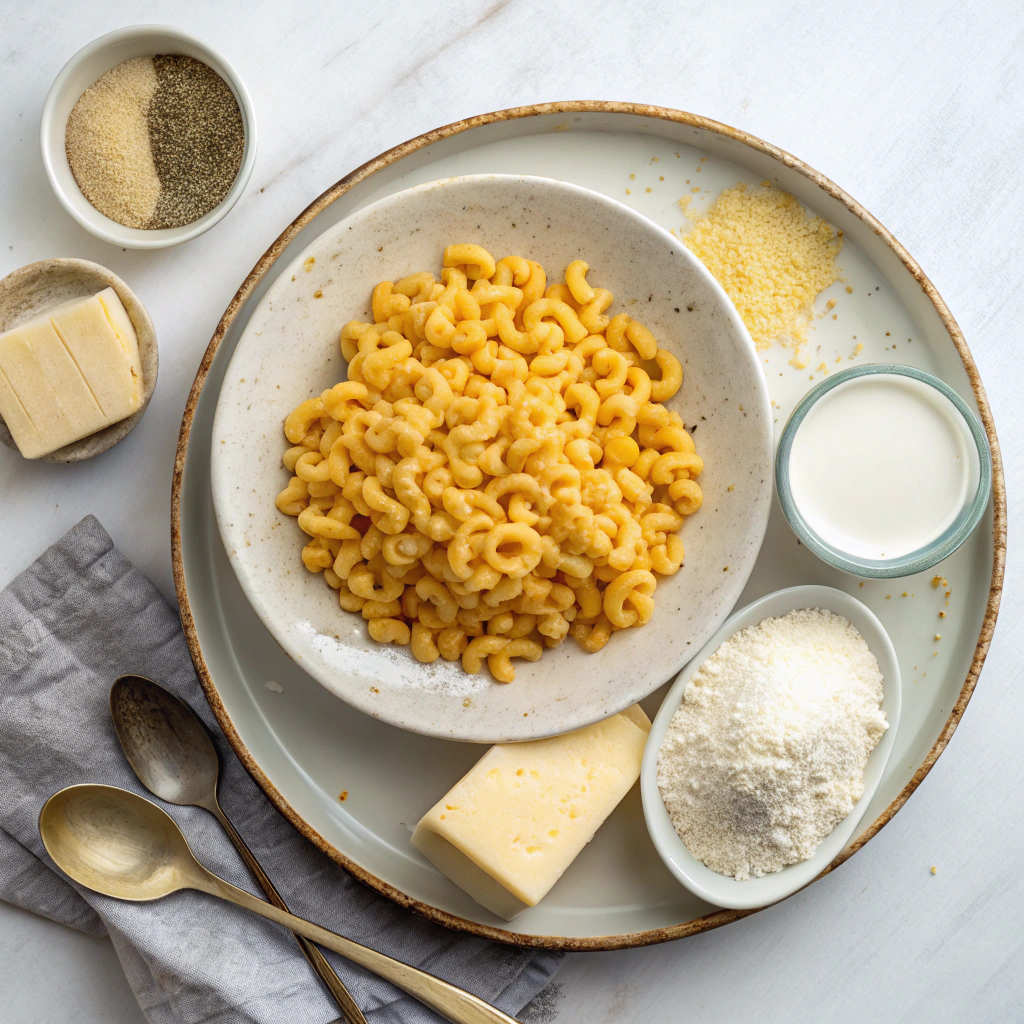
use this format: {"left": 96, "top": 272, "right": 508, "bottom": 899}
{"left": 173, "top": 104, "right": 1004, "bottom": 949}
{"left": 209, "top": 173, "right": 772, "bottom": 742}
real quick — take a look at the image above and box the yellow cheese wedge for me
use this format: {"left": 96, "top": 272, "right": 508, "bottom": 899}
{"left": 0, "top": 289, "right": 143, "bottom": 459}
{"left": 411, "top": 704, "right": 651, "bottom": 920}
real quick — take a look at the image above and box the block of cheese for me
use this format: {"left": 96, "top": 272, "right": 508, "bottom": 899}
{"left": 411, "top": 704, "right": 651, "bottom": 920}
{"left": 0, "top": 288, "right": 142, "bottom": 459}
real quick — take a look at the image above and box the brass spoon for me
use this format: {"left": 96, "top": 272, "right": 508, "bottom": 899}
{"left": 109, "top": 674, "right": 367, "bottom": 1024}
{"left": 40, "top": 785, "right": 519, "bottom": 1024}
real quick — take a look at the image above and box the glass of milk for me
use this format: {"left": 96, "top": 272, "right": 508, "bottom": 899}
{"left": 776, "top": 365, "right": 991, "bottom": 578}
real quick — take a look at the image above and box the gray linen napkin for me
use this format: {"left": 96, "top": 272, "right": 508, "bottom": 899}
{"left": 0, "top": 516, "right": 562, "bottom": 1024}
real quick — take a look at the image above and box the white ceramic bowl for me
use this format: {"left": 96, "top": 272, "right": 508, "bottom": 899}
{"left": 40, "top": 25, "right": 256, "bottom": 249}
{"left": 211, "top": 173, "right": 773, "bottom": 742}
{"left": 641, "top": 585, "right": 902, "bottom": 910}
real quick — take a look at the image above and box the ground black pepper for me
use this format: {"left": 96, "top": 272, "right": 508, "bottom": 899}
{"left": 148, "top": 55, "right": 244, "bottom": 229}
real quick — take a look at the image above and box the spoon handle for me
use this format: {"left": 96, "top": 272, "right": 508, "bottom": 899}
{"left": 195, "top": 871, "right": 520, "bottom": 1024}
{"left": 210, "top": 803, "right": 368, "bottom": 1024}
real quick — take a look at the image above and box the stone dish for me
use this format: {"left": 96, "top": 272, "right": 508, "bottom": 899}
{"left": 0, "top": 258, "right": 158, "bottom": 462}
{"left": 210, "top": 173, "right": 773, "bottom": 743}
{"left": 641, "top": 584, "right": 901, "bottom": 911}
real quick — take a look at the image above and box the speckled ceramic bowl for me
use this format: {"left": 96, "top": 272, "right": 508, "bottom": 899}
{"left": 210, "top": 173, "right": 772, "bottom": 742}
{"left": 0, "top": 258, "right": 158, "bottom": 462}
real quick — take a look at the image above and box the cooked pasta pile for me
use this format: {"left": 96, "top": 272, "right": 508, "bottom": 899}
{"left": 276, "top": 245, "right": 704, "bottom": 683}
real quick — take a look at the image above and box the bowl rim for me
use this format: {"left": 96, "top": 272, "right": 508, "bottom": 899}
{"left": 775, "top": 363, "right": 992, "bottom": 579}
{"left": 39, "top": 24, "right": 257, "bottom": 250}
{"left": 209, "top": 169, "right": 774, "bottom": 743}
{"left": 640, "top": 584, "right": 902, "bottom": 910}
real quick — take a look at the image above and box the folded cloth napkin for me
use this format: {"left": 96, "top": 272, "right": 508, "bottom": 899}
{"left": 0, "top": 516, "right": 562, "bottom": 1024}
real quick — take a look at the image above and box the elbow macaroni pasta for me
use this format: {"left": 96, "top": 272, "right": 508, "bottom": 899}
{"left": 276, "top": 246, "right": 704, "bottom": 683}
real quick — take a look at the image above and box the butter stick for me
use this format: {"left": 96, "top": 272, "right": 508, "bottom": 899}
{"left": 0, "top": 368, "right": 44, "bottom": 457}
{"left": 50, "top": 288, "right": 143, "bottom": 422}
{"left": 0, "top": 317, "right": 105, "bottom": 458}
{"left": 412, "top": 705, "right": 651, "bottom": 920}
{"left": 0, "top": 288, "right": 143, "bottom": 459}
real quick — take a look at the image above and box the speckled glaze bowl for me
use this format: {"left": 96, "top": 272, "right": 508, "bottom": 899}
{"left": 0, "top": 258, "right": 158, "bottom": 462}
{"left": 210, "top": 173, "right": 772, "bottom": 742}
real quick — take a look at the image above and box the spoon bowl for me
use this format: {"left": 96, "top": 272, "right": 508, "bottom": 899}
{"left": 110, "top": 674, "right": 220, "bottom": 810}
{"left": 39, "top": 784, "right": 202, "bottom": 900}
{"left": 109, "top": 675, "right": 367, "bottom": 1023}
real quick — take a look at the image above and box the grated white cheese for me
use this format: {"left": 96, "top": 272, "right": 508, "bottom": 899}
{"left": 656, "top": 608, "right": 887, "bottom": 880}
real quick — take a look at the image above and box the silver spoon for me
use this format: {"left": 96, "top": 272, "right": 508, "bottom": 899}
{"left": 40, "top": 784, "right": 519, "bottom": 1024}
{"left": 109, "top": 674, "right": 366, "bottom": 1024}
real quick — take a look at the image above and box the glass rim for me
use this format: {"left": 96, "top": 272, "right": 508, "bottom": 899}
{"left": 775, "top": 363, "right": 992, "bottom": 579}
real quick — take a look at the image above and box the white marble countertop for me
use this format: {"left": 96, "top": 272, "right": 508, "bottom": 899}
{"left": 2, "top": 1, "right": 1021, "bottom": 1021}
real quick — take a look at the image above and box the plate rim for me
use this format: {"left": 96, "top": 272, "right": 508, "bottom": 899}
{"left": 171, "top": 100, "right": 1007, "bottom": 951}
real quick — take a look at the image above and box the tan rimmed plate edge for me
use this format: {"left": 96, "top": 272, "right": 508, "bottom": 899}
{"left": 170, "top": 101, "right": 1006, "bottom": 951}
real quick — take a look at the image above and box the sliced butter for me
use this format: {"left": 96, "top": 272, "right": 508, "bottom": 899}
{"left": 51, "top": 288, "right": 142, "bottom": 421}
{"left": 0, "top": 317, "right": 105, "bottom": 458}
{"left": 0, "top": 368, "right": 44, "bottom": 457}
{"left": 411, "top": 704, "right": 651, "bottom": 920}
{"left": 0, "top": 289, "right": 143, "bottom": 459}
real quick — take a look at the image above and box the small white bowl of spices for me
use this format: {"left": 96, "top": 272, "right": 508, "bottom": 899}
{"left": 41, "top": 25, "right": 256, "bottom": 249}
{"left": 641, "top": 585, "right": 901, "bottom": 910}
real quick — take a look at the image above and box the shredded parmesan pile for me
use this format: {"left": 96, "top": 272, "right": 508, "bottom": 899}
{"left": 684, "top": 183, "right": 843, "bottom": 358}
{"left": 657, "top": 608, "right": 887, "bottom": 880}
